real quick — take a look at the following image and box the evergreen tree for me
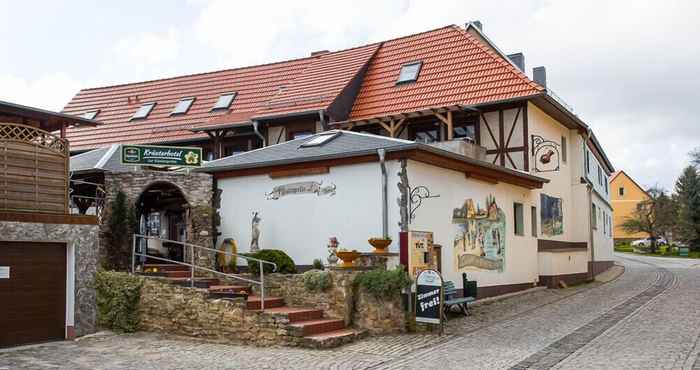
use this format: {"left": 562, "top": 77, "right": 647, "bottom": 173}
{"left": 103, "top": 191, "right": 136, "bottom": 270}
{"left": 675, "top": 166, "right": 700, "bottom": 250}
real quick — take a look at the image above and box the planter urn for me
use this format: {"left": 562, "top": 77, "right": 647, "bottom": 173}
{"left": 368, "top": 238, "right": 392, "bottom": 254}
{"left": 336, "top": 251, "right": 361, "bottom": 268}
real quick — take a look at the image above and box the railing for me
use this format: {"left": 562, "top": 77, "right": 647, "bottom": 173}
{"left": 131, "top": 234, "right": 277, "bottom": 310}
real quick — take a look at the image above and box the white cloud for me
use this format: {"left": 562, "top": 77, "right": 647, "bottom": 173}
{"left": 0, "top": 73, "right": 90, "bottom": 111}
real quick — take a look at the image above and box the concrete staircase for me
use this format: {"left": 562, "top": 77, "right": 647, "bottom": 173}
{"left": 140, "top": 264, "right": 362, "bottom": 348}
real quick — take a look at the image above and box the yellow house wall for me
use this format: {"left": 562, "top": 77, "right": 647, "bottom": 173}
{"left": 610, "top": 172, "right": 650, "bottom": 240}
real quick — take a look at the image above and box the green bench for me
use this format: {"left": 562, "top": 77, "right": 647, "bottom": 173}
{"left": 443, "top": 279, "right": 476, "bottom": 316}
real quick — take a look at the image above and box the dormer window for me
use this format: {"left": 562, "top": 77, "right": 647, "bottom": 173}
{"left": 396, "top": 61, "right": 422, "bottom": 84}
{"left": 212, "top": 92, "right": 236, "bottom": 111}
{"left": 171, "top": 97, "right": 195, "bottom": 115}
{"left": 131, "top": 102, "right": 156, "bottom": 120}
{"left": 82, "top": 110, "right": 99, "bottom": 120}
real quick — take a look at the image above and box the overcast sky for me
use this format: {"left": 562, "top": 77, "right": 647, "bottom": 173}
{"left": 1, "top": 0, "right": 698, "bottom": 191}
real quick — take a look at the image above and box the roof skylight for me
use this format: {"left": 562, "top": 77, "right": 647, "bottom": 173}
{"left": 300, "top": 132, "right": 341, "bottom": 148}
{"left": 82, "top": 110, "right": 99, "bottom": 120}
{"left": 131, "top": 102, "right": 156, "bottom": 120}
{"left": 396, "top": 61, "right": 423, "bottom": 84}
{"left": 212, "top": 92, "right": 237, "bottom": 110}
{"left": 171, "top": 97, "right": 195, "bottom": 115}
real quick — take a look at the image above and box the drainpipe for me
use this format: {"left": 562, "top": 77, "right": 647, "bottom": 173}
{"left": 582, "top": 129, "right": 595, "bottom": 275}
{"left": 377, "top": 149, "right": 388, "bottom": 238}
{"left": 252, "top": 120, "right": 266, "bottom": 147}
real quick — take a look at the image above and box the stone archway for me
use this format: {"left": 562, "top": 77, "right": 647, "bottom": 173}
{"left": 101, "top": 170, "right": 215, "bottom": 269}
{"left": 136, "top": 181, "right": 189, "bottom": 262}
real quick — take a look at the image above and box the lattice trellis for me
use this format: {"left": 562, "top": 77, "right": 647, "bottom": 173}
{"left": 0, "top": 122, "right": 68, "bottom": 155}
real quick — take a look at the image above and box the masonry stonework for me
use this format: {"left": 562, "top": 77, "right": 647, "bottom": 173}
{"left": 0, "top": 221, "right": 99, "bottom": 337}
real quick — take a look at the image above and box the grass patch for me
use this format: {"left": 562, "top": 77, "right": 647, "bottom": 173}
{"left": 615, "top": 243, "right": 700, "bottom": 259}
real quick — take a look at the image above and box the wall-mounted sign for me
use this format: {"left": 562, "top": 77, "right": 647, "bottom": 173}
{"left": 408, "top": 230, "right": 436, "bottom": 278}
{"left": 531, "top": 135, "right": 560, "bottom": 172}
{"left": 415, "top": 269, "right": 443, "bottom": 325}
{"left": 266, "top": 181, "right": 336, "bottom": 200}
{"left": 121, "top": 144, "right": 202, "bottom": 167}
{"left": 0, "top": 266, "right": 9, "bottom": 279}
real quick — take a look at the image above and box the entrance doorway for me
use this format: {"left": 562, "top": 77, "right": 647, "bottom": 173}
{"left": 136, "top": 182, "right": 189, "bottom": 262}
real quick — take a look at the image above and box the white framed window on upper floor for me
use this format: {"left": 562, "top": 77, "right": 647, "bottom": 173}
{"left": 591, "top": 203, "right": 597, "bottom": 229}
{"left": 619, "top": 187, "right": 625, "bottom": 197}
{"left": 585, "top": 150, "right": 591, "bottom": 173}
{"left": 171, "top": 97, "right": 195, "bottom": 115}
{"left": 561, "top": 136, "right": 567, "bottom": 163}
{"left": 396, "top": 61, "right": 422, "bottom": 84}
{"left": 211, "top": 92, "right": 237, "bottom": 111}
{"left": 131, "top": 102, "right": 156, "bottom": 120}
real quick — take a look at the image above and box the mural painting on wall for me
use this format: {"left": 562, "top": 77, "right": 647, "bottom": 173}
{"left": 531, "top": 135, "right": 561, "bottom": 172}
{"left": 540, "top": 194, "right": 563, "bottom": 236}
{"left": 452, "top": 195, "right": 506, "bottom": 272}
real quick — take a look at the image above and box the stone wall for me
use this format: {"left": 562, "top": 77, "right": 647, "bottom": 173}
{"left": 353, "top": 287, "right": 406, "bottom": 335}
{"left": 138, "top": 278, "right": 302, "bottom": 346}
{"left": 0, "top": 221, "right": 99, "bottom": 337}
{"left": 102, "top": 170, "right": 214, "bottom": 267}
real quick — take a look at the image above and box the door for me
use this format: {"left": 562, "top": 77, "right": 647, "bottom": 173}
{"left": 0, "top": 241, "right": 66, "bottom": 347}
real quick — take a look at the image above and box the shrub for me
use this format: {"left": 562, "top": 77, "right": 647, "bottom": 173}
{"left": 303, "top": 270, "right": 332, "bottom": 291}
{"left": 312, "top": 258, "right": 324, "bottom": 270}
{"left": 354, "top": 266, "right": 411, "bottom": 299}
{"left": 93, "top": 270, "right": 144, "bottom": 333}
{"left": 247, "top": 249, "right": 297, "bottom": 274}
{"left": 103, "top": 190, "right": 136, "bottom": 271}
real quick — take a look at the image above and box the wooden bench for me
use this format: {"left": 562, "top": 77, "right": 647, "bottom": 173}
{"left": 443, "top": 280, "right": 477, "bottom": 316}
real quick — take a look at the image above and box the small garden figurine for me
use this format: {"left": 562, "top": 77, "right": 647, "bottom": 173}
{"left": 327, "top": 237, "right": 339, "bottom": 267}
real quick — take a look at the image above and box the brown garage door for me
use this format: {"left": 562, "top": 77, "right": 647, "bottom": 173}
{"left": 0, "top": 241, "right": 66, "bottom": 347}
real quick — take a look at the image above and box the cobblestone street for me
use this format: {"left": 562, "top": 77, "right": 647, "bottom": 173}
{"left": 2, "top": 253, "right": 699, "bottom": 370}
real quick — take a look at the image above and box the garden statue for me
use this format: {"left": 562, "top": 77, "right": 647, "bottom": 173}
{"left": 216, "top": 238, "right": 238, "bottom": 273}
{"left": 250, "top": 212, "right": 261, "bottom": 252}
{"left": 327, "top": 237, "right": 339, "bottom": 267}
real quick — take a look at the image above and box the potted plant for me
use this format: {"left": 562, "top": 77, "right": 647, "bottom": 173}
{"left": 368, "top": 236, "right": 392, "bottom": 254}
{"left": 335, "top": 248, "right": 361, "bottom": 268}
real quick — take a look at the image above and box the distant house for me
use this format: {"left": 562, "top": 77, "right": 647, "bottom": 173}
{"left": 610, "top": 170, "right": 650, "bottom": 243}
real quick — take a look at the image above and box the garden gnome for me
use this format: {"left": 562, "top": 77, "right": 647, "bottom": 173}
{"left": 250, "top": 212, "right": 261, "bottom": 252}
{"left": 327, "top": 237, "right": 339, "bottom": 267}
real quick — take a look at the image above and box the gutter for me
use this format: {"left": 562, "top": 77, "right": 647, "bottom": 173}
{"left": 252, "top": 120, "right": 266, "bottom": 147}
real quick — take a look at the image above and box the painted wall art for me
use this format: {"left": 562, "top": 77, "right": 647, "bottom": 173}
{"left": 266, "top": 181, "right": 336, "bottom": 200}
{"left": 452, "top": 195, "right": 506, "bottom": 272}
{"left": 540, "top": 193, "right": 563, "bottom": 236}
{"left": 531, "top": 135, "right": 560, "bottom": 172}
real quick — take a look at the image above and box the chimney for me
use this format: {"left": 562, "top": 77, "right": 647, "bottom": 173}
{"left": 310, "top": 50, "right": 329, "bottom": 57}
{"left": 468, "top": 20, "right": 483, "bottom": 31}
{"left": 533, "top": 66, "right": 547, "bottom": 88}
{"left": 508, "top": 53, "right": 525, "bottom": 72}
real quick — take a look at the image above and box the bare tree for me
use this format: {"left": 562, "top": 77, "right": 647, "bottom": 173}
{"left": 620, "top": 186, "right": 676, "bottom": 253}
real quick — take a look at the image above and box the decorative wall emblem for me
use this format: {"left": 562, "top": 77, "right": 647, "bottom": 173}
{"left": 452, "top": 195, "right": 506, "bottom": 272}
{"left": 531, "top": 135, "right": 561, "bottom": 172}
{"left": 540, "top": 194, "right": 563, "bottom": 236}
{"left": 266, "top": 181, "right": 336, "bottom": 200}
{"left": 409, "top": 186, "right": 440, "bottom": 223}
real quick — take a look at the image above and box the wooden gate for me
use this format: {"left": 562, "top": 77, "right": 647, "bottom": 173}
{"left": 0, "top": 123, "right": 69, "bottom": 214}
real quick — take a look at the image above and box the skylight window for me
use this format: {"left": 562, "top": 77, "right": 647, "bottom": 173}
{"left": 212, "top": 92, "right": 237, "bottom": 110}
{"left": 171, "top": 97, "right": 195, "bottom": 115}
{"left": 82, "top": 110, "right": 99, "bottom": 120}
{"left": 131, "top": 102, "right": 156, "bottom": 120}
{"left": 396, "top": 61, "right": 423, "bottom": 84}
{"left": 299, "top": 132, "right": 341, "bottom": 147}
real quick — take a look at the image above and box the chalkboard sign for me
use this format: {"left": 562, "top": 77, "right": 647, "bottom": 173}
{"left": 415, "top": 269, "right": 443, "bottom": 325}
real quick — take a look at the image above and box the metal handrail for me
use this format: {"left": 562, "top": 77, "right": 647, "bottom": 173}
{"left": 131, "top": 234, "right": 277, "bottom": 311}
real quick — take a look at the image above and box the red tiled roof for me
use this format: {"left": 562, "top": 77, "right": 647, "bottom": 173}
{"left": 348, "top": 25, "right": 543, "bottom": 120}
{"left": 62, "top": 25, "right": 543, "bottom": 152}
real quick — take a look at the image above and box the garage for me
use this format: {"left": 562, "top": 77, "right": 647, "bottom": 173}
{"left": 0, "top": 241, "right": 67, "bottom": 347}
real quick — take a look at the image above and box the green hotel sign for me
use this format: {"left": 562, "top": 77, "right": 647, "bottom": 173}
{"left": 121, "top": 145, "right": 202, "bottom": 167}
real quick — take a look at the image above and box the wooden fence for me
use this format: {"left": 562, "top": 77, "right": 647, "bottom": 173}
{"left": 0, "top": 123, "right": 69, "bottom": 214}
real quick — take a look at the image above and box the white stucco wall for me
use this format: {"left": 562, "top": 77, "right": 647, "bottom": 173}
{"left": 217, "top": 161, "right": 389, "bottom": 265}
{"left": 538, "top": 250, "right": 589, "bottom": 276}
{"left": 398, "top": 160, "right": 539, "bottom": 288}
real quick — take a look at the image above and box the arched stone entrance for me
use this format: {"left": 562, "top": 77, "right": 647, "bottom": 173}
{"left": 136, "top": 181, "right": 189, "bottom": 262}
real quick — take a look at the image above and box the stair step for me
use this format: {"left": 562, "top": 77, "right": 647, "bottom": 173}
{"left": 289, "top": 318, "right": 345, "bottom": 336}
{"left": 143, "top": 264, "right": 190, "bottom": 272}
{"left": 208, "top": 291, "right": 247, "bottom": 300}
{"left": 169, "top": 278, "right": 220, "bottom": 289}
{"left": 262, "top": 307, "right": 324, "bottom": 322}
{"left": 302, "top": 329, "right": 363, "bottom": 349}
{"left": 165, "top": 270, "right": 192, "bottom": 278}
{"left": 246, "top": 296, "right": 285, "bottom": 310}
{"left": 208, "top": 285, "right": 251, "bottom": 294}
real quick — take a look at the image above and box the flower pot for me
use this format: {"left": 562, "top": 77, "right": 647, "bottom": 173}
{"left": 368, "top": 238, "right": 392, "bottom": 254}
{"left": 336, "top": 251, "right": 361, "bottom": 268}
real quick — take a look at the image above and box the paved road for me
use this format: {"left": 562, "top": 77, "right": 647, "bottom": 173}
{"left": 2, "top": 253, "right": 699, "bottom": 370}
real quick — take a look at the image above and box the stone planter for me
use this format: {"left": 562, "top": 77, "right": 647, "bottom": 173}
{"left": 336, "top": 251, "right": 361, "bottom": 268}
{"left": 368, "top": 238, "right": 392, "bottom": 254}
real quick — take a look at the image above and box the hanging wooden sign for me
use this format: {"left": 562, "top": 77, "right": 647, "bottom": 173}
{"left": 415, "top": 269, "right": 443, "bottom": 326}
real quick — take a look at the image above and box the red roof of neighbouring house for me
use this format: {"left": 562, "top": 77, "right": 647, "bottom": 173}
{"left": 62, "top": 25, "right": 543, "bottom": 152}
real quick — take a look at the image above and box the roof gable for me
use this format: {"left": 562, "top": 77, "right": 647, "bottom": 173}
{"left": 610, "top": 170, "right": 650, "bottom": 200}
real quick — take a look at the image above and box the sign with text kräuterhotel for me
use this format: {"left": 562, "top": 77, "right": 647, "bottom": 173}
{"left": 121, "top": 145, "right": 202, "bottom": 167}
